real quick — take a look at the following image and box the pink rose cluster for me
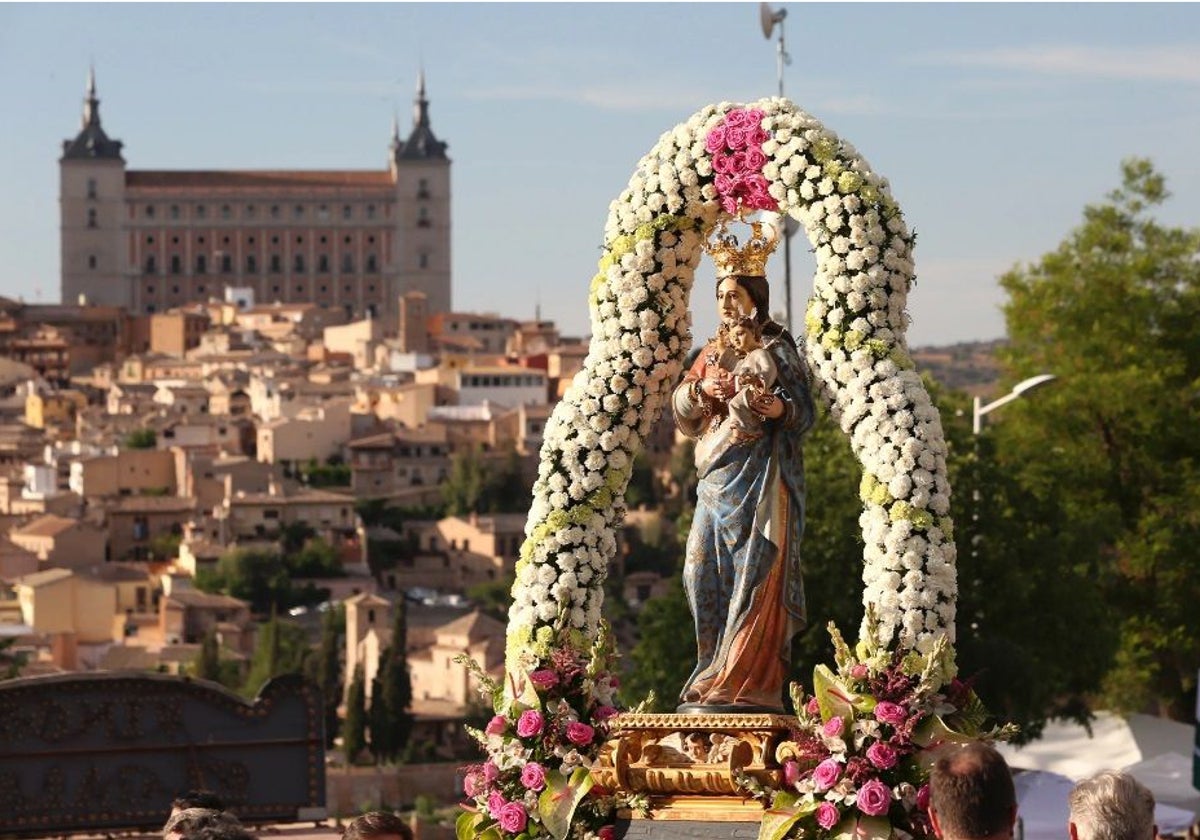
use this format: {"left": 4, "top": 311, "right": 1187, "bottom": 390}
{"left": 705, "top": 107, "right": 778, "bottom": 216}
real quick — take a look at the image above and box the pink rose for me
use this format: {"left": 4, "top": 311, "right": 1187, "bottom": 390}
{"left": 745, "top": 108, "right": 765, "bottom": 124}
{"left": 874, "top": 702, "right": 907, "bottom": 727}
{"left": 816, "top": 802, "right": 841, "bottom": 830}
{"left": 712, "top": 152, "right": 733, "bottom": 175}
{"left": 705, "top": 125, "right": 727, "bottom": 154}
{"left": 720, "top": 194, "right": 740, "bottom": 215}
{"left": 850, "top": 664, "right": 870, "bottom": 680}
{"left": 856, "top": 779, "right": 893, "bottom": 816}
{"left": 598, "top": 828, "right": 616, "bottom": 840}
{"left": 497, "top": 801, "right": 528, "bottom": 834}
{"left": 866, "top": 742, "right": 898, "bottom": 770}
{"left": 594, "top": 705, "right": 619, "bottom": 722}
{"left": 823, "top": 716, "right": 845, "bottom": 738}
{"left": 485, "top": 714, "right": 507, "bottom": 736}
{"left": 520, "top": 761, "right": 547, "bottom": 791}
{"left": 487, "top": 791, "right": 506, "bottom": 817}
{"left": 723, "top": 109, "right": 749, "bottom": 128}
{"left": 812, "top": 758, "right": 842, "bottom": 792}
{"left": 727, "top": 149, "right": 749, "bottom": 174}
{"left": 714, "top": 173, "right": 734, "bottom": 194}
{"left": 805, "top": 697, "right": 821, "bottom": 716}
{"left": 463, "top": 771, "right": 484, "bottom": 798}
{"left": 751, "top": 126, "right": 770, "bottom": 145}
{"left": 565, "top": 721, "right": 595, "bottom": 746}
{"left": 529, "top": 669, "right": 559, "bottom": 690}
{"left": 783, "top": 760, "right": 801, "bottom": 786}
{"left": 609, "top": 675, "right": 620, "bottom": 689}
{"left": 482, "top": 761, "right": 499, "bottom": 783}
{"left": 516, "top": 709, "right": 544, "bottom": 738}
{"left": 725, "top": 126, "right": 748, "bottom": 150}
{"left": 917, "top": 783, "right": 931, "bottom": 811}
{"left": 743, "top": 147, "right": 767, "bottom": 171}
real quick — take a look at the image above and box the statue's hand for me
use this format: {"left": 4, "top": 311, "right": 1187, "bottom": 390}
{"left": 752, "top": 392, "right": 785, "bottom": 419}
{"left": 702, "top": 371, "right": 734, "bottom": 401}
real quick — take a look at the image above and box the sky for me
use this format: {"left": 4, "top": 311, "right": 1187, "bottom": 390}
{"left": 2, "top": 2, "right": 1199, "bottom": 349}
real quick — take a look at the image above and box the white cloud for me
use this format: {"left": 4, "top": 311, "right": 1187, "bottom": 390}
{"left": 914, "top": 44, "right": 1200, "bottom": 84}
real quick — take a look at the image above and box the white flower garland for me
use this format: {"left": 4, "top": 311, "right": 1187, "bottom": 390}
{"left": 507, "top": 97, "right": 956, "bottom": 681}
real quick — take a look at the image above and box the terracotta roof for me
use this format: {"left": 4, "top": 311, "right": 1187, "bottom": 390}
{"left": 164, "top": 590, "right": 248, "bottom": 610}
{"left": 11, "top": 514, "right": 81, "bottom": 539}
{"left": 436, "top": 610, "right": 505, "bottom": 642}
{"left": 126, "top": 170, "right": 395, "bottom": 189}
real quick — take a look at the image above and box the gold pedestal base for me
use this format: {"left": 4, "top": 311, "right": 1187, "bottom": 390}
{"left": 593, "top": 712, "right": 796, "bottom": 822}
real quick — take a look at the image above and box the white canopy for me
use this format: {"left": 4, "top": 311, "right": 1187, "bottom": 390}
{"left": 995, "top": 711, "right": 1199, "bottom": 839}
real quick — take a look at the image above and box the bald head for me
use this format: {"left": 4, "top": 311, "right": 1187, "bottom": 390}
{"left": 929, "top": 743, "right": 1017, "bottom": 840}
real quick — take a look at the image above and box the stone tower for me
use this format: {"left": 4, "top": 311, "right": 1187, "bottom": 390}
{"left": 389, "top": 71, "right": 452, "bottom": 317}
{"left": 59, "top": 68, "right": 130, "bottom": 308}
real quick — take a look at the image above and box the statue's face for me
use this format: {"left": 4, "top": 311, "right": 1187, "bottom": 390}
{"left": 717, "top": 277, "right": 753, "bottom": 322}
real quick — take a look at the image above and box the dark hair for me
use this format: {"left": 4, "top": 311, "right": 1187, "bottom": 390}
{"left": 172, "top": 791, "right": 226, "bottom": 812}
{"left": 718, "top": 274, "right": 794, "bottom": 348}
{"left": 343, "top": 811, "right": 413, "bottom": 840}
{"left": 929, "top": 743, "right": 1016, "bottom": 839}
{"left": 163, "top": 809, "right": 244, "bottom": 840}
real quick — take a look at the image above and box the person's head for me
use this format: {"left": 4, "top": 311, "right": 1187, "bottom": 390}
{"left": 716, "top": 274, "right": 769, "bottom": 326}
{"left": 1068, "top": 771, "right": 1156, "bottom": 840}
{"left": 343, "top": 811, "right": 413, "bottom": 840}
{"left": 170, "top": 791, "right": 225, "bottom": 817}
{"left": 729, "top": 316, "right": 763, "bottom": 354}
{"left": 163, "top": 808, "right": 244, "bottom": 840}
{"left": 928, "top": 742, "right": 1017, "bottom": 840}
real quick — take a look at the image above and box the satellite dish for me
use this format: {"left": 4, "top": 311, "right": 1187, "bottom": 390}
{"left": 760, "top": 2, "right": 785, "bottom": 38}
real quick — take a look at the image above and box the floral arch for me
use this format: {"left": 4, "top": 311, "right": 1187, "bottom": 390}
{"left": 463, "top": 97, "right": 960, "bottom": 840}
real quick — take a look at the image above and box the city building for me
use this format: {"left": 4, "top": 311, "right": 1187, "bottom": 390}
{"left": 60, "top": 69, "right": 451, "bottom": 322}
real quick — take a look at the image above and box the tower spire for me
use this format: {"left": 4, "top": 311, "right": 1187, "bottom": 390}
{"left": 61, "top": 64, "right": 124, "bottom": 161}
{"left": 412, "top": 67, "right": 429, "bottom": 129}
{"left": 83, "top": 64, "right": 101, "bottom": 129}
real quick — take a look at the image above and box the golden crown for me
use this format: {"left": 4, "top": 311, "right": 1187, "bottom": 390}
{"left": 703, "top": 219, "right": 780, "bottom": 277}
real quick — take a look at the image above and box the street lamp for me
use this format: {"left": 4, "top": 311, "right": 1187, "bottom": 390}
{"left": 759, "top": 3, "right": 795, "bottom": 331}
{"left": 972, "top": 374, "right": 1057, "bottom": 435}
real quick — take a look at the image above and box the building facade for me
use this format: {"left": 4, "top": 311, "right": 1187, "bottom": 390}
{"left": 60, "top": 70, "right": 451, "bottom": 322}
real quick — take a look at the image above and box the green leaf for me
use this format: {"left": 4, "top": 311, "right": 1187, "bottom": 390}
{"left": 833, "top": 815, "right": 893, "bottom": 840}
{"left": 537, "top": 767, "right": 594, "bottom": 840}
{"left": 759, "top": 797, "right": 822, "bottom": 840}
{"left": 456, "top": 811, "right": 485, "bottom": 840}
{"left": 910, "top": 715, "right": 977, "bottom": 771}
{"left": 813, "top": 664, "right": 874, "bottom": 721}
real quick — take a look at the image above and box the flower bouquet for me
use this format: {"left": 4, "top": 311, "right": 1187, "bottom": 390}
{"left": 457, "top": 629, "right": 623, "bottom": 840}
{"left": 742, "top": 621, "right": 1016, "bottom": 840}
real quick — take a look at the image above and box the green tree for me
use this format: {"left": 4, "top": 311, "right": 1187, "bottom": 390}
{"left": 193, "top": 628, "right": 223, "bottom": 682}
{"left": 442, "top": 447, "right": 486, "bottom": 515}
{"left": 624, "top": 451, "right": 659, "bottom": 510}
{"left": 344, "top": 664, "right": 368, "bottom": 765}
{"left": 123, "top": 428, "right": 157, "bottom": 449}
{"left": 620, "top": 577, "right": 695, "bottom": 711}
{"left": 304, "top": 605, "right": 344, "bottom": 748}
{"left": 196, "top": 548, "right": 291, "bottom": 615}
{"left": 467, "top": 574, "right": 514, "bottom": 623}
{"left": 287, "top": 537, "right": 343, "bottom": 578}
{"left": 241, "top": 614, "right": 311, "bottom": 696}
{"left": 995, "top": 158, "right": 1200, "bottom": 720}
{"left": 0, "top": 637, "right": 26, "bottom": 680}
{"left": 368, "top": 603, "right": 414, "bottom": 763}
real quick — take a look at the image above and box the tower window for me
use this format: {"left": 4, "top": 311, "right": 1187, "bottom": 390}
{"left": 196, "top": 255, "right": 207, "bottom": 274}
{"left": 170, "top": 255, "right": 181, "bottom": 274}
{"left": 418, "top": 252, "right": 429, "bottom": 269}
{"left": 317, "top": 204, "right": 329, "bottom": 220}
{"left": 293, "top": 254, "right": 305, "bottom": 273}
{"left": 86, "top": 208, "right": 97, "bottom": 228}
{"left": 366, "top": 254, "right": 377, "bottom": 273}
{"left": 270, "top": 205, "right": 280, "bottom": 219}
{"left": 318, "top": 255, "right": 329, "bottom": 273}
{"left": 146, "top": 235, "right": 155, "bottom": 244}
{"left": 417, "top": 206, "right": 431, "bottom": 228}
{"left": 196, "top": 205, "right": 207, "bottom": 219}
{"left": 145, "top": 255, "right": 157, "bottom": 274}
{"left": 88, "top": 255, "right": 97, "bottom": 270}
{"left": 145, "top": 205, "right": 155, "bottom": 218}
{"left": 221, "top": 204, "right": 232, "bottom": 219}
{"left": 269, "top": 255, "right": 281, "bottom": 273}
{"left": 86, "top": 179, "right": 97, "bottom": 199}
{"left": 246, "top": 205, "right": 256, "bottom": 218}
{"left": 417, "top": 178, "right": 430, "bottom": 199}
{"left": 170, "top": 205, "right": 180, "bottom": 220}
{"left": 342, "top": 205, "right": 352, "bottom": 220}
{"left": 220, "top": 254, "right": 232, "bottom": 274}
{"left": 246, "top": 255, "right": 258, "bottom": 274}
{"left": 366, "top": 204, "right": 376, "bottom": 220}
{"left": 342, "top": 254, "right": 354, "bottom": 273}
{"left": 294, "top": 204, "right": 304, "bottom": 218}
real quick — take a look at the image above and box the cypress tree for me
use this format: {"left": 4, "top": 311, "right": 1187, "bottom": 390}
{"left": 343, "top": 664, "right": 367, "bottom": 764}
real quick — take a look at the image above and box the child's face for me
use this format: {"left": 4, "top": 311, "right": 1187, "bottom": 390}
{"left": 731, "top": 325, "right": 758, "bottom": 353}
